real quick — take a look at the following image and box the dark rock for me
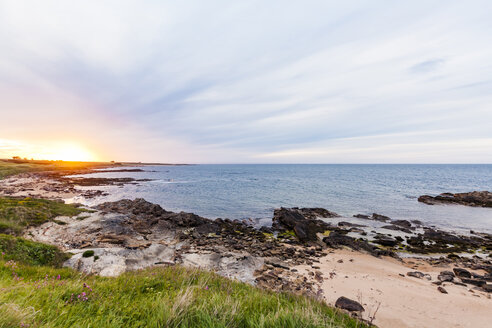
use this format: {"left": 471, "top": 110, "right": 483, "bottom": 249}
{"left": 453, "top": 268, "right": 472, "bottom": 278}
{"left": 482, "top": 284, "right": 492, "bottom": 293}
{"left": 460, "top": 278, "right": 486, "bottom": 287}
{"left": 373, "top": 235, "right": 398, "bottom": 247}
{"left": 381, "top": 225, "right": 413, "bottom": 234}
{"left": 418, "top": 191, "right": 492, "bottom": 208}
{"left": 335, "top": 296, "right": 364, "bottom": 312}
{"left": 272, "top": 208, "right": 332, "bottom": 243}
{"left": 337, "top": 221, "right": 366, "bottom": 228}
{"left": 392, "top": 220, "right": 412, "bottom": 228}
{"left": 437, "top": 286, "right": 448, "bottom": 294}
{"left": 438, "top": 271, "right": 455, "bottom": 282}
{"left": 407, "top": 271, "right": 425, "bottom": 279}
{"left": 371, "top": 213, "right": 391, "bottom": 222}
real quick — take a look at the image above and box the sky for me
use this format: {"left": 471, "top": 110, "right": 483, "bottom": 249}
{"left": 1, "top": 0, "right": 492, "bottom": 163}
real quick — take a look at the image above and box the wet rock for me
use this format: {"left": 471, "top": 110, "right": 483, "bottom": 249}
{"left": 292, "top": 207, "right": 340, "bottom": 219}
{"left": 355, "top": 213, "right": 391, "bottom": 222}
{"left": 482, "top": 284, "right": 492, "bottom": 293}
{"left": 392, "top": 220, "right": 412, "bottom": 228}
{"left": 337, "top": 221, "right": 366, "bottom": 228}
{"left": 418, "top": 191, "right": 492, "bottom": 207}
{"left": 373, "top": 235, "right": 398, "bottom": 247}
{"left": 335, "top": 296, "right": 364, "bottom": 312}
{"left": 272, "top": 208, "right": 332, "bottom": 243}
{"left": 371, "top": 213, "right": 391, "bottom": 222}
{"left": 381, "top": 224, "right": 412, "bottom": 234}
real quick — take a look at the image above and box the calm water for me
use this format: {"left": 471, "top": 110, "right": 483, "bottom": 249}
{"left": 71, "top": 164, "right": 492, "bottom": 233}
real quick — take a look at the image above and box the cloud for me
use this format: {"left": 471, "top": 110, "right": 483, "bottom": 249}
{"left": 0, "top": 1, "right": 491, "bottom": 163}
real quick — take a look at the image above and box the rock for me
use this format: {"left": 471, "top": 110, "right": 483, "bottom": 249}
{"left": 293, "top": 207, "right": 340, "bottom": 219}
{"left": 437, "top": 286, "right": 448, "bottom": 294}
{"left": 438, "top": 271, "right": 455, "bottom": 282}
{"left": 335, "top": 296, "right": 364, "bottom": 312}
{"left": 453, "top": 268, "right": 472, "bottom": 278}
{"left": 481, "top": 284, "right": 492, "bottom": 293}
{"left": 337, "top": 221, "right": 366, "bottom": 228}
{"left": 371, "top": 213, "right": 391, "bottom": 222}
{"left": 272, "top": 208, "right": 332, "bottom": 243}
{"left": 407, "top": 271, "right": 426, "bottom": 279}
{"left": 381, "top": 225, "right": 412, "bottom": 234}
{"left": 461, "top": 278, "right": 486, "bottom": 287}
{"left": 418, "top": 191, "right": 492, "bottom": 207}
{"left": 373, "top": 235, "right": 398, "bottom": 247}
{"left": 392, "top": 220, "right": 412, "bottom": 228}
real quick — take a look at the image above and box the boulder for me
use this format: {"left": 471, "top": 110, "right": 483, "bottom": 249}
{"left": 438, "top": 271, "right": 455, "bottom": 282}
{"left": 272, "top": 208, "right": 332, "bottom": 243}
{"left": 453, "top": 268, "right": 472, "bottom": 278}
{"left": 335, "top": 296, "right": 364, "bottom": 312}
{"left": 418, "top": 191, "right": 492, "bottom": 207}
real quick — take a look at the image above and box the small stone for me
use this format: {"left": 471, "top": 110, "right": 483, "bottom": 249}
{"left": 407, "top": 271, "right": 425, "bottom": 279}
{"left": 438, "top": 286, "right": 448, "bottom": 294}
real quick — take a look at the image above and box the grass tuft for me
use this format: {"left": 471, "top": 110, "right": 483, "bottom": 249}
{"left": 0, "top": 261, "right": 367, "bottom": 328}
{"left": 0, "top": 197, "right": 88, "bottom": 235}
{"left": 0, "top": 234, "right": 69, "bottom": 267}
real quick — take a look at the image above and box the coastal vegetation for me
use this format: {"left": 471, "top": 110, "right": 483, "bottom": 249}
{"left": 0, "top": 260, "right": 365, "bottom": 328}
{"left": 0, "top": 160, "right": 44, "bottom": 179}
{"left": 0, "top": 159, "right": 117, "bottom": 180}
{"left": 0, "top": 197, "right": 88, "bottom": 235}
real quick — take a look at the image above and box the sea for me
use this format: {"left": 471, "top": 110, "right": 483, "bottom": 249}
{"left": 69, "top": 164, "right": 492, "bottom": 233}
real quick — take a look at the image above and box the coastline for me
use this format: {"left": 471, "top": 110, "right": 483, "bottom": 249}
{"left": 1, "top": 163, "right": 491, "bottom": 328}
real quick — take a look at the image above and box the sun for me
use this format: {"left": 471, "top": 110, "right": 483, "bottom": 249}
{"left": 24, "top": 143, "right": 99, "bottom": 162}
{"left": 46, "top": 144, "right": 98, "bottom": 161}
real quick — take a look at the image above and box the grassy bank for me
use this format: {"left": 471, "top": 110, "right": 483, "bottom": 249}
{"left": 0, "top": 161, "right": 44, "bottom": 179}
{"left": 0, "top": 260, "right": 365, "bottom": 328}
{"left": 0, "top": 197, "right": 88, "bottom": 235}
{"left": 0, "top": 234, "right": 69, "bottom": 266}
{"left": 0, "top": 159, "right": 116, "bottom": 180}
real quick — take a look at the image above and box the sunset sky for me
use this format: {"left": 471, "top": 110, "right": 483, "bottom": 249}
{"left": 1, "top": 1, "right": 491, "bottom": 163}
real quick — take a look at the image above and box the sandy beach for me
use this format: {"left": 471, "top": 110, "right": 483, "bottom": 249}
{"left": 297, "top": 249, "right": 491, "bottom": 328}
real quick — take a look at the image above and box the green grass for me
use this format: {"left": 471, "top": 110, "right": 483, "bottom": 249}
{"left": 0, "top": 159, "right": 117, "bottom": 180}
{"left": 0, "top": 161, "right": 44, "bottom": 179}
{"left": 0, "top": 234, "right": 69, "bottom": 267}
{"left": 0, "top": 261, "right": 366, "bottom": 328}
{"left": 0, "top": 197, "right": 88, "bottom": 235}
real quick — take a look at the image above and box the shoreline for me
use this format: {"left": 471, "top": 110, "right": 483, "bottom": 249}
{"left": 1, "top": 164, "right": 491, "bottom": 327}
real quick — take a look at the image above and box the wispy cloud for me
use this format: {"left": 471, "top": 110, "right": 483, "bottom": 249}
{"left": 0, "top": 1, "right": 491, "bottom": 163}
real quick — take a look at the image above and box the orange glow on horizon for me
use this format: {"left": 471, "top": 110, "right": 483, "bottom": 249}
{"left": 2, "top": 140, "right": 101, "bottom": 162}
{"left": 33, "top": 144, "right": 99, "bottom": 162}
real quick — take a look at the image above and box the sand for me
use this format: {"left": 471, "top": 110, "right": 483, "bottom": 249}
{"left": 296, "top": 249, "right": 491, "bottom": 328}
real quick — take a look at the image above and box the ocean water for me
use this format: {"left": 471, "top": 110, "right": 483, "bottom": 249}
{"left": 70, "top": 164, "right": 492, "bottom": 233}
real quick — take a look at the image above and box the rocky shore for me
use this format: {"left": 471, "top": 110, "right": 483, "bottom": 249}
{"left": 418, "top": 191, "right": 492, "bottom": 207}
{"left": 3, "top": 168, "right": 492, "bottom": 327}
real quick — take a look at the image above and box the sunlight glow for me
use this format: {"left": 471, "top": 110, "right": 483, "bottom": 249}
{"left": 0, "top": 139, "right": 100, "bottom": 162}
{"left": 35, "top": 144, "right": 98, "bottom": 162}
